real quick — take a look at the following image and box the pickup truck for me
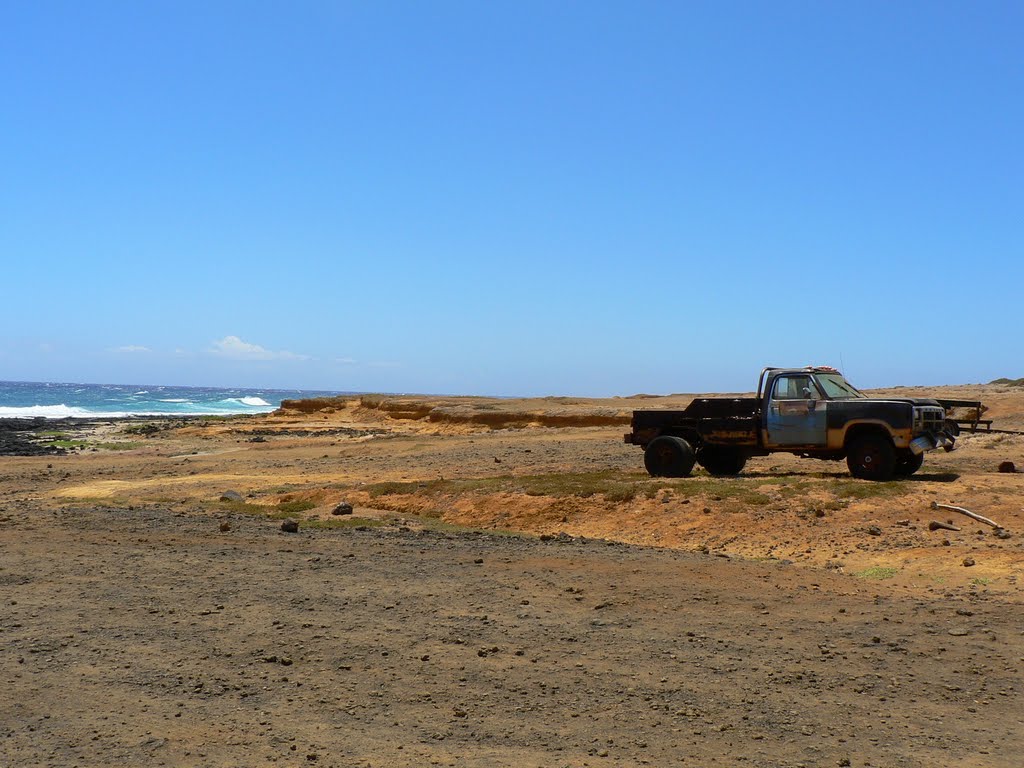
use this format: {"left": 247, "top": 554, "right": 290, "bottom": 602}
{"left": 624, "top": 367, "right": 955, "bottom": 481}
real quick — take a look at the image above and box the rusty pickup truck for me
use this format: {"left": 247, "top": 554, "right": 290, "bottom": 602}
{"left": 624, "top": 366, "right": 955, "bottom": 481}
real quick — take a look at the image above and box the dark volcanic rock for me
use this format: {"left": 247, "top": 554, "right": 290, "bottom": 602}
{"left": 0, "top": 419, "right": 67, "bottom": 457}
{"left": 332, "top": 502, "right": 354, "bottom": 516}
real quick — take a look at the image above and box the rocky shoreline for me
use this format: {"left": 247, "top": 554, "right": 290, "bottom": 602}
{"left": 0, "top": 416, "right": 207, "bottom": 456}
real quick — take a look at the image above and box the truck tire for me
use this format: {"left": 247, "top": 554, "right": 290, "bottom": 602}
{"left": 846, "top": 435, "right": 896, "bottom": 481}
{"left": 644, "top": 436, "right": 696, "bottom": 478}
{"left": 698, "top": 446, "right": 747, "bottom": 476}
{"left": 894, "top": 451, "right": 924, "bottom": 477}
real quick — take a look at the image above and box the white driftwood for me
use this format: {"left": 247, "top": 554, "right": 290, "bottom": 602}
{"left": 930, "top": 501, "right": 1001, "bottom": 529}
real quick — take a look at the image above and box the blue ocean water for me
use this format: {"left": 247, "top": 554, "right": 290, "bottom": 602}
{"left": 0, "top": 381, "right": 343, "bottom": 418}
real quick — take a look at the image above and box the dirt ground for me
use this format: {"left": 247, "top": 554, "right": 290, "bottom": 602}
{"left": 2, "top": 383, "right": 1023, "bottom": 767}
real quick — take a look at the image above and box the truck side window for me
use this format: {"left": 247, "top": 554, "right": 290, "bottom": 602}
{"left": 773, "top": 375, "right": 815, "bottom": 400}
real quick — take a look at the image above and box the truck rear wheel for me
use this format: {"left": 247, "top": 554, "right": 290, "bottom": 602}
{"left": 644, "top": 436, "right": 696, "bottom": 478}
{"left": 846, "top": 435, "right": 896, "bottom": 481}
{"left": 698, "top": 446, "right": 747, "bottom": 476}
{"left": 894, "top": 451, "right": 924, "bottom": 477}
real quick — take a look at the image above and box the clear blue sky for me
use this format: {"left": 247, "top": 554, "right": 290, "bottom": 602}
{"left": 2, "top": 1, "right": 1021, "bottom": 396}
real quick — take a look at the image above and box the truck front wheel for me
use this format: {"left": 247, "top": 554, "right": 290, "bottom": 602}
{"left": 893, "top": 451, "right": 924, "bottom": 477}
{"left": 644, "top": 436, "right": 696, "bottom": 478}
{"left": 846, "top": 435, "right": 896, "bottom": 481}
{"left": 698, "top": 446, "right": 747, "bottom": 476}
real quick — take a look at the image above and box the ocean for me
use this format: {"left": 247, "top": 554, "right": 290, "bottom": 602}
{"left": 0, "top": 380, "right": 343, "bottom": 419}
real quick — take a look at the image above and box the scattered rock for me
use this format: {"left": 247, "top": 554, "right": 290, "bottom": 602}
{"left": 332, "top": 502, "right": 354, "bottom": 516}
{"left": 948, "top": 628, "right": 969, "bottom": 636}
{"left": 220, "top": 490, "right": 243, "bottom": 502}
{"left": 962, "top": 557, "right": 975, "bottom": 567}
{"left": 998, "top": 461, "right": 1016, "bottom": 473}
{"left": 994, "top": 528, "right": 1012, "bottom": 540}
{"left": 281, "top": 519, "right": 299, "bottom": 533}
{"left": 929, "top": 520, "right": 960, "bottom": 532}
{"left": 219, "top": 520, "right": 231, "bottom": 532}
{"left": 867, "top": 526, "right": 882, "bottom": 536}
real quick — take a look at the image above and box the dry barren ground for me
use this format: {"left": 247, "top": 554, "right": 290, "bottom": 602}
{"left": 2, "top": 384, "right": 1023, "bottom": 767}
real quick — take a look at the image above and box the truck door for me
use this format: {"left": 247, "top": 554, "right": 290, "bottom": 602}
{"left": 765, "top": 374, "right": 827, "bottom": 447}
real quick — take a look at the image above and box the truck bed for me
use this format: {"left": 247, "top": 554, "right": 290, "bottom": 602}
{"left": 629, "top": 398, "right": 760, "bottom": 447}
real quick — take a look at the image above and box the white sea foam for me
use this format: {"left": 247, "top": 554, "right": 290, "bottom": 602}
{"left": 158, "top": 398, "right": 190, "bottom": 403}
{"left": 231, "top": 397, "right": 273, "bottom": 407}
{"left": 0, "top": 404, "right": 134, "bottom": 419}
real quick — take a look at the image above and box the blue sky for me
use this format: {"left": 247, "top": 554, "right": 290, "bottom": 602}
{"left": 2, "top": 1, "right": 1021, "bottom": 396}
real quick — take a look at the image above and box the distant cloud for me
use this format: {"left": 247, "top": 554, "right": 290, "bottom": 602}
{"left": 210, "top": 335, "right": 310, "bottom": 362}
{"left": 112, "top": 345, "right": 151, "bottom": 354}
{"left": 334, "top": 357, "right": 357, "bottom": 365}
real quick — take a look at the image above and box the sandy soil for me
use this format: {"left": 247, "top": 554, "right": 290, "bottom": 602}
{"left": 2, "top": 384, "right": 1023, "bottom": 767}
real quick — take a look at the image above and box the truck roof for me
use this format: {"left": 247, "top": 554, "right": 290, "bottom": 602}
{"left": 763, "top": 365, "right": 841, "bottom": 375}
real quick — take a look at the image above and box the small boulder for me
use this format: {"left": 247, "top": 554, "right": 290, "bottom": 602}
{"left": 998, "top": 461, "right": 1016, "bottom": 473}
{"left": 332, "top": 502, "right": 354, "bottom": 516}
{"left": 220, "top": 490, "right": 244, "bottom": 502}
{"left": 219, "top": 520, "right": 231, "bottom": 532}
{"left": 281, "top": 519, "right": 299, "bottom": 533}
{"left": 962, "top": 556, "right": 975, "bottom": 567}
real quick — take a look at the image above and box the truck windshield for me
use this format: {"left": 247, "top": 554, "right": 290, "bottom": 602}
{"left": 816, "top": 373, "right": 864, "bottom": 400}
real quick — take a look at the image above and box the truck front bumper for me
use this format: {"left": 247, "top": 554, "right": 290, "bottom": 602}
{"left": 910, "top": 432, "right": 956, "bottom": 455}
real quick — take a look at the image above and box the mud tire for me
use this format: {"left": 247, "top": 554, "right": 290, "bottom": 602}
{"left": 644, "top": 436, "right": 696, "bottom": 478}
{"left": 698, "top": 446, "right": 747, "bottom": 476}
{"left": 894, "top": 451, "right": 924, "bottom": 477}
{"left": 846, "top": 435, "right": 896, "bottom": 481}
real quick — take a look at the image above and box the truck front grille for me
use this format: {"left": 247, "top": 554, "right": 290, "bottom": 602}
{"left": 914, "top": 406, "right": 946, "bottom": 435}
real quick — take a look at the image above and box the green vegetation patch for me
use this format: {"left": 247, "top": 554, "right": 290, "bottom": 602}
{"left": 276, "top": 500, "right": 317, "bottom": 514}
{"left": 303, "top": 517, "right": 386, "bottom": 530}
{"left": 45, "top": 439, "right": 90, "bottom": 449}
{"left": 362, "top": 471, "right": 911, "bottom": 508}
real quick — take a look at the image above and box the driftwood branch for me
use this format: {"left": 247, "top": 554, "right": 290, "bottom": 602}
{"left": 928, "top": 520, "right": 960, "bottom": 532}
{"left": 930, "top": 501, "right": 1001, "bottom": 529}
